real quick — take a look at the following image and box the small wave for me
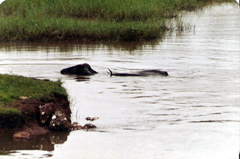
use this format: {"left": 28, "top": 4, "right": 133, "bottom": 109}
{"left": 189, "top": 120, "right": 239, "bottom": 123}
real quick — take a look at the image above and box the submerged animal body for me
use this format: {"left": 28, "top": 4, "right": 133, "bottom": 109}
{"left": 60, "top": 63, "right": 98, "bottom": 75}
{"left": 60, "top": 63, "right": 168, "bottom": 77}
{"left": 108, "top": 69, "right": 168, "bottom": 77}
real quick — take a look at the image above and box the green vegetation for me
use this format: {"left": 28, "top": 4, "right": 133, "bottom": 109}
{"left": 0, "top": 74, "right": 67, "bottom": 117}
{"left": 0, "top": 0, "right": 233, "bottom": 42}
{"left": 0, "top": 106, "right": 21, "bottom": 116}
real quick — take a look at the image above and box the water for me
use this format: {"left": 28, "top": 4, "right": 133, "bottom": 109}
{"left": 0, "top": 3, "right": 239, "bottom": 159}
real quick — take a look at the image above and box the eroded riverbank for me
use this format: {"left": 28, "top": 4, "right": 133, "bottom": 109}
{"left": 0, "top": 74, "right": 72, "bottom": 139}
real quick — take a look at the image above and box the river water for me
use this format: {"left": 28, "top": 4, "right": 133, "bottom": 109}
{"left": 0, "top": 3, "right": 239, "bottom": 159}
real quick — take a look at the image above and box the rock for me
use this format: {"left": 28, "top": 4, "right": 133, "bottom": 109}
{"left": 85, "top": 117, "right": 99, "bottom": 122}
{"left": 19, "top": 96, "right": 30, "bottom": 100}
{"left": 68, "top": 122, "right": 83, "bottom": 130}
{"left": 39, "top": 103, "right": 56, "bottom": 125}
{"left": 83, "top": 124, "right": 97, "bottom": 129}
{"left": 49, "top": 111, "right": 71, "bottom": 131}
{"left": 12, "top": 131, "right": 30, "bottom": 140}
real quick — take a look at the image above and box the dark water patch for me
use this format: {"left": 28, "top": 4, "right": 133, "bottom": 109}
{"left": 189, "top": 120, "right": 239, "bottom": 123}
{"left": 118, "top": 91, "right": 143, "bottom": 95}
{"left": 163, "top": 108, "right": 180, "bottom": 111}
{"left": 74, "top": 76, "right": 91, "bottom": 82}
{"left": 0, "top": 131, "right": 70, "bottom": 154}
{"left": 193, "top": 112, "right": 235, "bottom": 117}
{"left": 192, "top": 105, "right": 229, "bottom": 108}
{"left": 142, "top": 101, "right": 159, "bottom": 104}
{"left": 107, "top": 87, "right": 117, "bottom": 90}
{"left": 123, "top": 128, "right": 138, "bottom": 131}
{"left": 193, "top": 113, "right": 222, "bottom": 117}
{"left": 208, "top": 112, "right": 222, "bottom": 115}
{"left": 108, "top": 60, "right": 138, "bottom": 63}
{"left": 168, "top": 119, "right": 184, "bottom": 125}
{"left": 43, "top": 153, "right": 54, "bottom": 158}
{"left": 122, "top": 89, "right": 143, "bottom": 92}
{"left": 0, "top": 41, "right": 160, "bottom": 53}
{"left": 147, "top": 113, "right": 180, "bottom": 116}
{"left": 132, "top": 95, "right": 153, "bottom": 99}
{"left": 192, "top": 105, "right": 208, "bottom": 108}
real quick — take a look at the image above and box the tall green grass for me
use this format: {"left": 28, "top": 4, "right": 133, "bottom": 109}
{"left": 0, "top": 0, "right": 234, "bottom": 41}
{"left": 0, "top": 16, "right": 165, "bottom": 41}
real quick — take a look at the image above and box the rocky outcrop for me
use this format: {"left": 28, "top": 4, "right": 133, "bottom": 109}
{"left": 83, "top": 124, "right": 97, "bottom": 129}
{"left": 68, "top": 122, "right": 83, "bottom": 130}
{"left": 38, "top": 102, "right": 71, "bottom": 131}
{"left": 3, "top": 92, "right": 72, "bottom": 140}
{"left": 68, "top": 123, "right": 97, "bottom": 131}
{"left": 39, "top": 102, "right": 56, "bottom": 125}
{"left": 49, "top": 110, "right": 70, "bottom": 131}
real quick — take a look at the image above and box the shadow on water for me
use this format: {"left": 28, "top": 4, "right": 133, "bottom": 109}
{"left": 74, "top": 76, "right": 91, "bottom": 82}
{"left": 0, "top": 131, "right": 70, "bottom": 155}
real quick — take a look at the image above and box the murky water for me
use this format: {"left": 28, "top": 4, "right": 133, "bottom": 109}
{"left": 0, "top": 3, "right": 239, "bottom": 159}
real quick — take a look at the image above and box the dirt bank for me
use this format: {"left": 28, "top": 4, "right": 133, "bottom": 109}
{"left": 0, "top": 93, "right": 71, "bottom": 137}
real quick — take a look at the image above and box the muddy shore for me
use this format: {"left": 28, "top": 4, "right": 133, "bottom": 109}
{"left": 0, "top": 92, "right": 71, "bottom": 137}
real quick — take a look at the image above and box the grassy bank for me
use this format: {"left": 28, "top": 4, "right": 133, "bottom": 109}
{"left": 0, "top": 0, "right": 234, "bottom": 42}
{"left": 0, "top": 74, "right": 67, "bottom": 118}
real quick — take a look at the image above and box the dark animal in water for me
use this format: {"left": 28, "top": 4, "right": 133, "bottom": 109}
{"left": 108, "top": 69, "right": 168, "bottom": 77}
{"left": 60, "top": 63, "right": 168, "bottom": 77}
{"left": 60, "top": 63, "right": 98, "bottom": 75}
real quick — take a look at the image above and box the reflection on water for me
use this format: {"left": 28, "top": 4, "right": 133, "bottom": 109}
{"left": 0, "top": 40, "right": 160, "bottom": 54}
{"left": 0, "top": 2, "right": 239, "bottom": 159}
{"left": 0, "top": 131, "right": 69, "bottom": 158}
{"left": 1, "top": 132, "right": 69, "bottom": 151}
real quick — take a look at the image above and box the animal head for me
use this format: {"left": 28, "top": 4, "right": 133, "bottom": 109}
{"left": 60, "top": 63, "right": 98, "bottom": 75}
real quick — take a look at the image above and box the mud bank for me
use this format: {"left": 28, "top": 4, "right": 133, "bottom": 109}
{"left": 0, "top": 92, "right": 71, "bottom": 138}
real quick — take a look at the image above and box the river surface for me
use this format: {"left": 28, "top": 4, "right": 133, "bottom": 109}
{"left": 0, "top": 3, "right": 239, "bottom": 159}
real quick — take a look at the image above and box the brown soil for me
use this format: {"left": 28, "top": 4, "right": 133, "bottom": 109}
{"left": 1, "top": 93, "right": 71, "bottom": 136}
